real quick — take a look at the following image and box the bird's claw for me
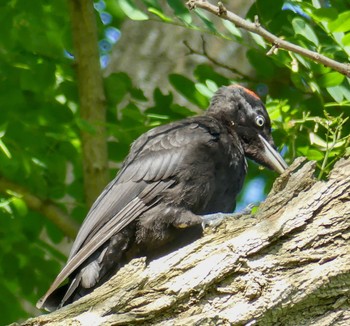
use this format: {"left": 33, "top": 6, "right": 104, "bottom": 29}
{"left": 201, "top": 203, "right": 258, "bottom": 229}
{"left": 201, "top": 212, "right": 227, "bottom": 229}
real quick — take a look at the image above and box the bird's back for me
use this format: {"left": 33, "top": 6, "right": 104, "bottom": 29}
{"left": 37, "top": 84, "right": 286, "bottom": 312}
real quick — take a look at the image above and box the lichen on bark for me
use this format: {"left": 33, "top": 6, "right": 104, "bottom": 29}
{"left": 22, "top": 157, "right": 350, "bottom": 325}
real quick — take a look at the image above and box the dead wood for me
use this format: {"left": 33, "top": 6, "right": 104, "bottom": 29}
{"left": 21, "top": 157, "right": 350, "bottom": 326}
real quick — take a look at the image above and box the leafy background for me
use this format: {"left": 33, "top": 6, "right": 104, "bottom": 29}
{"left": 0, "top": 0, "right": 349, "bottom": 323}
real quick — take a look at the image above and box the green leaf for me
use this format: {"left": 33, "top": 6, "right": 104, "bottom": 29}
{"left": 294, "top": 53, "right": 311, "bottom": 69}
{"left": 222, "top": 20, "right": 242, "bottom": 38}
{"left": 104, "top": 72, "right": 132, "bottom": 105}
{"left": 309, "top": 132, "right": 328, "bottom": 150}
{"left": 292, "top": 17, "right": 319, "bottom": 46}
{"left": 143, "top": 0, "right": 161, "bottom": 10}
{"left": 194, "top": 64, "right": 229, "bottom": 86}
{"left": 195, "top": 10, "right": 217, "bottom": 32}
{"left": 169, "top": 74, "right": 208, "bottom": 108}
{"left": 119, "top": 0, "right": 149, "bottom": 20}
{"left": 311, "top": 0, "right": 321, "bottom": 8}
{"left": 195, "top": 83, "right": 214, "bottom": 98}
{"left": 11, "top": 198, "right": 28, "bottom": 217}
{"left": 170, "top": 104, "right": 195, "bottom": 118}
{"left": 326, "top": 84, "right": 350, "bottom": 102}
{"left": 153, "top": 88, "right": 173, "bottom": 108}
{"left": 45, "top": 219, "right": 64, "bottom": 244}
{"left": 247, "top": 50, "right": 275, "bottom": 78}
{"left": 340, "top": 33, "right": 350, "bottom": 57}
{"left": 327, "top": 86, "right": 344, "bottom": 102}
{"left": 148, "top": 8, "right": 173, "bottom": 22}
{"left": 249, "top": 31, "right": 266, "bottom": 48}
{"left": 167, "top": 0, "right": 191, "bottom": 24}
{"left": 130, "top": 87, "right": 147, "bottom": 101}
{"left": 317, "top": 72, "right": 344, "bottom": 88}
{"left": 121, "top": 103, "right": 145, "bottom": 124}
{"left": 20, "top": 62, "right": 56, "bottom": 93}
{"left": 343, "top": 81, "right": 350, "bottom": 101}
{"left": 310, "top": 7, "right": 337, "bottom": 23}
{"left": 249, "top": 0, "right": 284, "bottom": 22}
{"left": 307, "top": 149, "right": 324, "bottom": 161}
{"left": 0, "top": 139, "right": 11, "bottom": 158}
{"left": 75, "top": 118, "right": 96, "bottom": 134}
{"left": 22, "top": 211, "right": 43, "bottom": 240}
{"left": 108, "top": 141, "right": 130, "bottom": 163}
{"left": 341, "top": 33, "right": 350, "bottom": 46}
{"left": 328, "top": 11, "right": 350, "bottom": 32}
{"left": 206, "top": 80, "right": 219, "bottom": 93}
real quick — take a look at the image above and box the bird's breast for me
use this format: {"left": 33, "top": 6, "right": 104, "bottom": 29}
{"left": 210, "top": 161, "right": 246, "bottom": 212}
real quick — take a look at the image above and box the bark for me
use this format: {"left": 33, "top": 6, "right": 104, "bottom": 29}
{"left": 22, "top": 157, "right": 350, "bottom": 325}
{"left": 69, "top": 0, "right": 109, "bottom": 207}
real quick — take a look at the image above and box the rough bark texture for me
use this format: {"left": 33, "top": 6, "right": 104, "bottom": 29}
{"left": 21, "top": 157, "right": 350, "bottom": 325}
{"left": 69, "top": 0, "right": 109, "bottom": 207}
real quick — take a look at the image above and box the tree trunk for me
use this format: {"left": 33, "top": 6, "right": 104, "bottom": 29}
{"left": 69, "top": 0, "right": 109, "bottom": 207}
{"left": 21, "top": 157, "right": 350, "bottom": 325}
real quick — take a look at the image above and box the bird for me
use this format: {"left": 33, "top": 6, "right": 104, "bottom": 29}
{"left": 37, "top": 84, "right": 288, "bottom": 311}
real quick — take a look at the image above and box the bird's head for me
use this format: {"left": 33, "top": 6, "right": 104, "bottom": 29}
{"left": 207, "top": 85, "right": 288, "bottom": 174}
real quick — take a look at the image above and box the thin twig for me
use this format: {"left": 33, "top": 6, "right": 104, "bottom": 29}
{"left": 183, "top": 38, "right": 252, "bottom": 80}
{"left": 186, "top": 0, "right": 350, "bottom": 77}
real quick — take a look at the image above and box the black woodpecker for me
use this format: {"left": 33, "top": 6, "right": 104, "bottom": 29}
{"left": 37, "top": 85, "right": 288, "bottom": 311}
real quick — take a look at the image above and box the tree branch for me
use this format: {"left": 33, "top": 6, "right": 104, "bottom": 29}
{"left": 0, "top": 177, "right": 79, "bottom": 238}
{"left": 69, "top": 0, "right": 109, "bottom": 207}
{"left": 22, "top": 157, "right": 350, "bottom": 325}
{"left": 183, "top": 37, "right": 253, "bottom": 80}
{"left": 186, "top": 0, "right": 350, "bottom": 77}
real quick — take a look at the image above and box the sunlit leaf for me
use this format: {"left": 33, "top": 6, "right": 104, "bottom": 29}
{"left": 195, "top": 10, "right": 217, "bottom": 32}
{"left": 0, "top": 139, "right": 11, "bottom": 158}
{"left": 306, "top": 149, "right": 324, "bottom": 160}
{"left": 119, "top": 0, "right": 149, "bottom": 20}
{"left": 341, "top": 33, "right": 350, "bottom": 46}
{"left": 326, "top": 84, "right": 350, "bottom": 103}
{"left": 318, "top": 72, "right": 344, "bottom": 88}
{"left": 309, "top": 132, "right": 328, "bottom": 149}
{"left": 222, "top": 20, "right": 242, "bottom": 38}
{"left": 11, "top": 197, "right": 28, "bottom": 217}
{"left": 310, "top": 7, "right": 337, "bottom": 23}
{"left": 167, "top": 0, "right": 191, "bottom": 24}
{"left": 292, "top": 17, "right": 319, "bottom": 46}
{"left": 169, "top": 74, "right": 208, "bottom": 108}
{"left": 195, "top": 83, "right": 214, "bottom": 98}
{"left": 148, "top": 7, "right": 173, "bottom": 22}
{"left": 328, "top": 11, "right": 350, "bottom": 32}
{"left": 249, "top": 31, "right": 266, "bottom": 48}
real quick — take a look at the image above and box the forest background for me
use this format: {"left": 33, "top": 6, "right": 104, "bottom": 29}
{"left": 0, "top": 0, "right": 349, "bottom": 324}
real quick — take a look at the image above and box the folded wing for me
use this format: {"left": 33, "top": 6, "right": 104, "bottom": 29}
{"left": 37, "top": 117, "right": 220, "bottom": 309}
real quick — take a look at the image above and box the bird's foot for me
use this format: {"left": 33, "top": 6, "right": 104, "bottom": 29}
{"left": 201, "top": 203, "right": 257, "bottom": 229}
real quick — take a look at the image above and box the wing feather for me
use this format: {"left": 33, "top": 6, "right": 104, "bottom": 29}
{"left": 37, "top": 116, "right": 221, "bottom": 309}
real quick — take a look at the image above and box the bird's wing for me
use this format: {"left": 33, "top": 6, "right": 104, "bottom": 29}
{"left": 68, "top": 118, "right": 220, "bottom": 258}
{"left": 38, "top": 117, "right": 221, "bottom": 308}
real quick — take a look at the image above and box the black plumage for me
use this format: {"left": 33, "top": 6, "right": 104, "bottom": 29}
{"left": 37, "top": 85, "right": 287, "bottom": 311}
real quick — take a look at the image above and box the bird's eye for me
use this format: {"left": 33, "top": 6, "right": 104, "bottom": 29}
{"left": 255, "top": 115, "right": 265, "bottom": 127}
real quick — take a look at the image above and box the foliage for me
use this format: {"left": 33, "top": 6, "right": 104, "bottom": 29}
{"left": 119, "top": 0, "right": 350, "bottom": 178}
{"left": 0, "top": 1, "right": 75, "bottom": 323}
{"left": 0, "top": 0, "right": 349, "bottom": 324}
